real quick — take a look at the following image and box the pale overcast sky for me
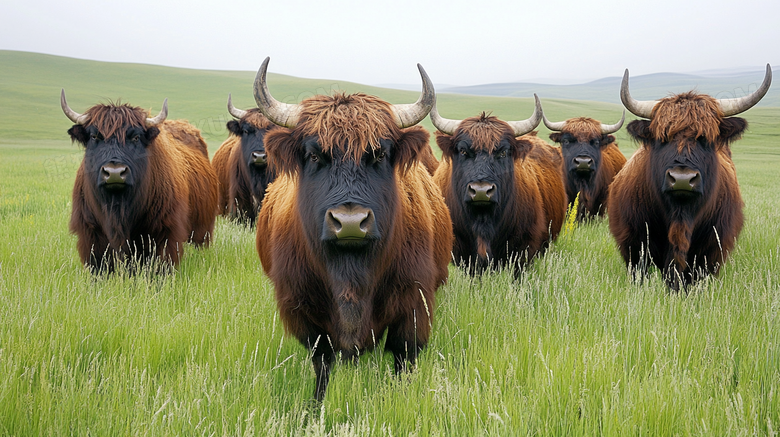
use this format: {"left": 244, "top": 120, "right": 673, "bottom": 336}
{"left": 2, "top": 0, "right": 777, "bottom": 86}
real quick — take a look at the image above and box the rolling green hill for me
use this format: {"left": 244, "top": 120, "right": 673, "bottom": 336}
{"left": 2, "top": 50, "right": 776, "bottom": 153}
{"left": 0, "top": 50, "right": 628, "bottom": 147}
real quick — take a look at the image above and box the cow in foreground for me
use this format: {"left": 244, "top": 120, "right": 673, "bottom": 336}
{"left": 212, "top": 95, "right": 279, "bottom": 225}
{"left": 608, "top": 65, "right": 772, "bottom": 290}
{"left": 542, "top": 108, "right": 626, "bottom": 219}
{"left": 431, "top": 96, "right": 567, "bottom": 276}
{"left": 62, "top": 91, "right": 219, "bottom": 272}
{"left": 252, "top": 58, "right": 453, "bottom": 401}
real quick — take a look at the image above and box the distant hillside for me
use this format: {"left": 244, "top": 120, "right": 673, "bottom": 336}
{"left": 0, "top": 50, "right": 623, "bottom": 145}
{"left": 440, "top": 68, "right": 780, "bottom": 107}
{"left": 0, "top": 51, "right": 774, "bottom": 152}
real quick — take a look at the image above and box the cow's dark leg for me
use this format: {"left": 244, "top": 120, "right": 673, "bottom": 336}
{"left": 303, "top": 332, "right": 335, "bottom": 402}
{"left": 385, "top": 308, "right": 430, "bottom": 374}
{"left": 312, "top": 351, "right": 334, "bottom": 402}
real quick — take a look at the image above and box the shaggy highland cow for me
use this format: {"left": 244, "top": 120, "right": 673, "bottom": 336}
{"left": 431, "top": 96, "right": 567, "bottom": 276}
{"left": 608, "top": 65, "right": 772, "bottom": 289}
{"left": 542, "top": 107, "right": 626, "bottom": 219}
{"left": 62, "top": 91, "right": 218, "bottom": 272}
{"left": 253, "top": 58, "right": 452, "bottom": 401}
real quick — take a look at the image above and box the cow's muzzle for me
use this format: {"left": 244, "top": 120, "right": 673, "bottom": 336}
{"left": 101, "top": 163, "right": 128, "bottom": 190}
{"left": 666, "top": 167, "right": 700, "bottom": 192}
{"left": 325, "top": 204, "right": 375, "bottom": 244}
{"left": 251, "top": 151, "right": 267, "bottom": 166}
{"left": 468, "top": 181, "right": 496, "bottom": 204}
{"left": 574, "top": 155, "right": 594, "bottom": 172}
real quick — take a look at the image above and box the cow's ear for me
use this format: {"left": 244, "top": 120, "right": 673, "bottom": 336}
{"left": 512, "top": 136, "right": 533, "bottom": 160}
{"left": 549, "top": 132, "right": 563, "bottom": 143}
{"left": 144, "top": 127, "right": 160, "bottom": 144}
{"left": 435, "top": 132, "right": 456, "bottom": 159}
{"left": 719, "top": 117, "right": 748, "bottom": 144}
{"left": 67, "top": 125, "right": 88, "bottom": 145}
{"left": 264, "top": 128, "right": 301, "bottom": 175}
{"left": 627, "top": 120, "right": 652, "bottom": 142}
{"left": 393, "top": 126, "right": 430, "bottom": 171}
{"left": 601, "top": 134, "right": 616, "bottom": 147}
{"left": 227, "top": 120, "right": 242, "bottom": 136}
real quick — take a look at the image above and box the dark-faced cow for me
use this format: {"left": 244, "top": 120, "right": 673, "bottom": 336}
{"left": 252, "top": 58, "right": 453, "bottom": 401}
{"left": 608, "top": 65, "right": 772, "bottom": 290}
{"left": 542, "top": 109, "right": 627, "bottom": 219}
{"left": 62, "top": 91, "right": 219, "bottom": 272}
{"left": 212, "top": 95, "right": 279, "bottom": 225}
{"left": 431, "top": 96, "right": 567, "bottom": 276}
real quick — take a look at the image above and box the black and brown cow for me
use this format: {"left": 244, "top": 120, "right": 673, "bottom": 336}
{"left": 212, "top": 95, "right": 279, "bottom": 225}
{"left": 62, "top": 91, "right": 218, "bottom": 272}
{"left": 542, "top": 108, "right": 626, "bottom": 219}
{"left": 608, "top": 65, "right": 772, "bottom": 289}
{"left": 431, "top": 96, "right": 567, "bottom": 276}
{"left": 252, "top": 58, "right": 452, "bottom": 401}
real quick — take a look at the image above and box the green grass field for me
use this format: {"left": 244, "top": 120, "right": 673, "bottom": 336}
{"left": 1, "top": 51, "right": 779, "bottom": 436}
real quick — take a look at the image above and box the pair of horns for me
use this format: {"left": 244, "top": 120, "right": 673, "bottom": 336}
{"left": 621, "top": 64, "right": 773, "bottom": 119}
{"left": 542, "top": 109, "right": 626, "bottom": 134}
{"left": 60, "top": 89, "right": 168, "bottom": 126}
{"left": 251, "top": 57, "right": 434, "bottom": 129}
{"left": 431, "top": 94, "right": 544, "bottom": 137}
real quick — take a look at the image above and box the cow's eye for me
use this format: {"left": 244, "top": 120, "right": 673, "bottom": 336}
{"left": 90, "top": 133, "right": 98, "bottom": 141}
{"left": 496, "top": 150, "right": 507, "bottom": 159}
{"left": 561, "top": 139, "right": 569, "bottom": 146}
{"left": 375, "top": 151, "right": 385, "bottom": 162}
{"left": 591, "top": 139, "right": 599, "bottom": 147}
{"left": 460, "top": 149, "right": 468, "bottom": 156}
{"left": 310, "top": 154, "right": 319, "bottom": 163}
{"left": 131, "top": 135, "right": 140, "bottom": 143}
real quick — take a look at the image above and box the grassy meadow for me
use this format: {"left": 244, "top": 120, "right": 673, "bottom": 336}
{"left": 1, "top": 51, "right": 779, "bottom": 435}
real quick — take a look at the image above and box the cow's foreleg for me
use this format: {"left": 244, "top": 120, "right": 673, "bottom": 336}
{"left": 385, "top": 291, "right": 433, "bottom": 374}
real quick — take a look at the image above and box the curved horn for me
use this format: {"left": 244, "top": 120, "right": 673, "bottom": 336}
{"left": 620, "top": 69, "right": 658, "bottom": 119}
{"left": 541, "top": 102, "right": 567, "bottom": 132}
{"left": 600, "top": 109, "right": 625, "bottom": 134}
{"left": 718, "top": 64, "right": 772, "bottom": 116}
{"left": 507, "top": 94, "right": 543, "bottom": 137}
{"left": 227, "top": 93, "right": 248, "bottom": 119}
{"left": 61, "top": 89, "right": 88, "bottom": 125}
{"left": 429, "top": 99, "right": 461, "bottom": 135}
{"left": 145, "top": 99, "right": 168, "bottom": 126}
{"left": 253, "top": 57, "right": 301, "bottom": 128}
{"left": 391, "top": 64, "right": 435, "bottom": 128}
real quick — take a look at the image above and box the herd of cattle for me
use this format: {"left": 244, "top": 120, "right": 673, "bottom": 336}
{"left": 59, "top": 58, "right": 772, "bottom": 400}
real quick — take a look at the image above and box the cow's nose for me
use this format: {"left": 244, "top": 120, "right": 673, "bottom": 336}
{"left": 574, "top": 156, "right": 593, "bottom": 170}
{"left": 468, "top": 182, "right": 496, "bottom": 202}
{"left": 325, "top": 205, "right": 375, "bottom": 239}
{"left": 101, "top": 163, "right": 128, "bottom": 185}
{"left": 666, "top": 167, "right": 700, "bottom": 191}
{"left": 252, "top": 151, "right": 267, "bottom": 165}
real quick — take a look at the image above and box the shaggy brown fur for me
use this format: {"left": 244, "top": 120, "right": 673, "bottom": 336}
{"left": 548, "top": 117, "right": 627, "bottom": 218}
{"left": 649, "top": 92, "right": 724, "bottom": 148}
{"left": 69, "top": 105, "right": 218, "bottom": 271}
{"left": 608, "top": 92, "right": 747, "bottom": 289}
{"left": 212, "top": 109, "right": 278, "bottom": 221}
{"left": 83, "top": 103, "right": 147, "bottom": 143}
{"left": 289, "top": 93, "right": 394, "bottom": 164}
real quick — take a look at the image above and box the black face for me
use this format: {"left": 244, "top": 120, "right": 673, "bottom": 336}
{"left": 648, "top": 138, "right": 715, "bottom": 206}
{"left": 227, "top": 120, "right": 269, "bottom": 169}
{"left": 552, "top": 132, "right": 613, "bottom": 180}
{"left": 626, "top": 120, "right": 727, "bottom": 210}
{"left": 68, "top": 124, "right": 157, "bottom": 203}
{"left": 297, "top": 136, "right": 398, "bottom": 256}
{"left": 450, "top": 135, "right": 515, "bottom": 214}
